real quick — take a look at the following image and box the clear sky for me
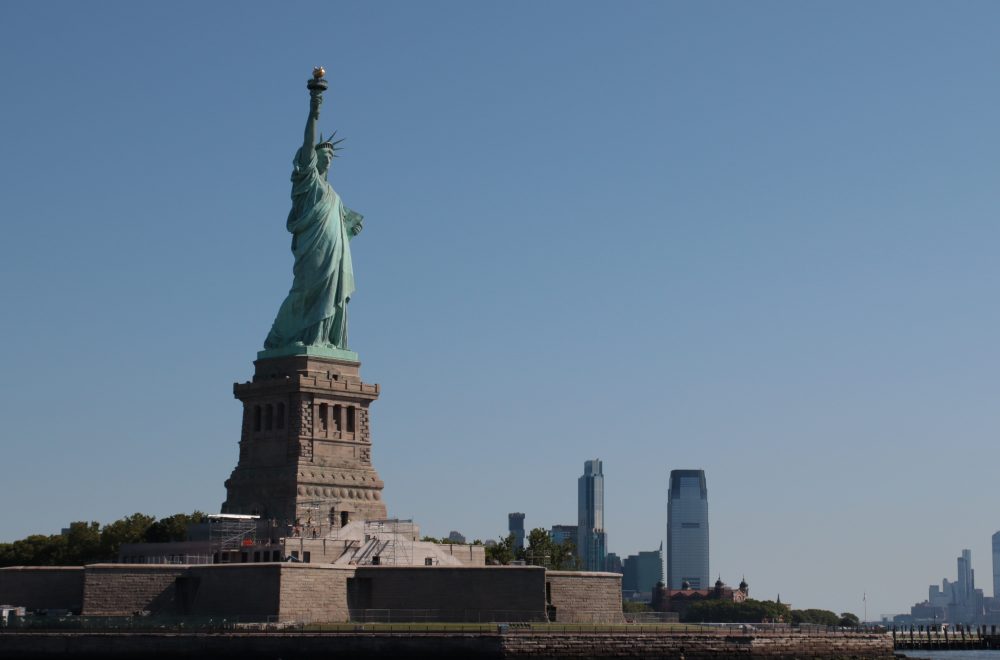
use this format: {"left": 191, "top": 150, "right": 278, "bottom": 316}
{"left": 2, "top": 1, "right": 999, "bottom": 618}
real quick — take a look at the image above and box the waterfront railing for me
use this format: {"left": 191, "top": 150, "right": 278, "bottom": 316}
{"left": 1, "top": 614, "right": 896, "bottom": 636}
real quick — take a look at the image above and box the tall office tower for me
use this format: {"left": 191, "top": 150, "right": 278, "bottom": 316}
{"left": 508, "top": 513, "right": 525, "bottom": 551}
{"left": 957, "top": 549, "right": 973, "bottom": 602}
{"left": 667, "top": 469, "right": 709, "bottom": 589}
{"left": 992, "top": 532, "right": 1000, "bottom": 598}
{"left": 577, "top": 459, "right": 607, "bottom": 572}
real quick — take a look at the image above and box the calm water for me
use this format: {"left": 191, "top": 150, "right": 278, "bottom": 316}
{"left": 901, "top": 652, "right": 1000, "bottom": 660}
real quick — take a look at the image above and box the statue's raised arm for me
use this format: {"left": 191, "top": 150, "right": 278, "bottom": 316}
{"left": 299, "top": 67, "right": 327, "bottom": 167}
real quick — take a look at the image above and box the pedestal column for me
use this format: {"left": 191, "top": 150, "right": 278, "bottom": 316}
{"left": 222, "top": 354, "right": 388, "bottom": 531}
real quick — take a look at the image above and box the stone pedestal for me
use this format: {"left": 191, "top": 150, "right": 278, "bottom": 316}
{"left": 222, "top": 355, "right": 387, "bottom": 530}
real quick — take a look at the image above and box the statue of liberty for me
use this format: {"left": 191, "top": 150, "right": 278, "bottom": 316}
{"left": 263, "top": 68, "right": 364, "bottom": 356}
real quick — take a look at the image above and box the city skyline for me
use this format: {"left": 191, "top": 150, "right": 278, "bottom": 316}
{"left": 2, "top": 2, "right": 1000, "bottom": 617}
{"left": 507, "top": 462, "right": 1000, "bottom": 617}
{"left": 897, "top": 547, "right": 998, "bottom": 625}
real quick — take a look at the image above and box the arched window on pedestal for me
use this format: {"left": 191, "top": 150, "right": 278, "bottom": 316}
{"left": 319, "top": 403, "right": 328, "bottom": 431}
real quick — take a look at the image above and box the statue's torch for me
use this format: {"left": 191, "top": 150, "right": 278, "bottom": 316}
{"left": 307, "top": 66, "right": 328, "bottom": 93}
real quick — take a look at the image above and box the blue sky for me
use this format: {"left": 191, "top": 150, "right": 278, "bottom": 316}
{"left": 2, "top": 1, "right": 999, "bottom": 617}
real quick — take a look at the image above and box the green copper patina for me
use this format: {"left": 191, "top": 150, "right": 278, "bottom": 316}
{"left": 260, "top": 68, "right": 363, "bottom": 362}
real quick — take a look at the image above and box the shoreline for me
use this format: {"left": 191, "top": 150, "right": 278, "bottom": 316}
{"left": 0, "top": 628, "right": 895, "bottom": 659}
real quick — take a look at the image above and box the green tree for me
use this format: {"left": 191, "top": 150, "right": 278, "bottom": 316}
{"left": 99, "top": 513, "right": 156, "bottom": 558}
{"left": 524, "top": 528, "right": 554, "bottom": 567}
{"left": 61, "top": 522, "right": 102, "bottom": 564}
{"left": 0, "top": 523, "right": 103, "bottom": 567}
{"left": 839, "top": 611, "right": 860, "bottom": 627}
{"left": 521, "top": 528, "right": 579, "bottom": 570}
{"left": 791, "top": 609, "right": 841, "bottom": 626}
{"left": 0, "top": 512, "right": 213, "bottom": 567}
{"left": 682, "top": 599, "right": 792, "bottom": 623}
{"left": 485, "top": 533, "right": 516, "bottom": 565}
{"left": 550, "top": 538, "right": 579, "bottom": 571}
{"left": 143, "top": 511, "right": 207, "bottom": 543}
{"left": 0, "top": 534, "right": 66, "bottom": 567}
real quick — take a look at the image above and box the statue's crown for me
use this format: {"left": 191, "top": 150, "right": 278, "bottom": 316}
{"left": 317, "top": 131, "right": 345, "bottom": 156}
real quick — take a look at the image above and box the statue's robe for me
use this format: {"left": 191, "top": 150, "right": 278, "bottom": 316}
{"left": 264, "top": 149, "right": 363, "bottom": 350}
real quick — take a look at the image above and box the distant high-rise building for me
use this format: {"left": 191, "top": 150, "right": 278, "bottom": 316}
{"left": 508, "top": 513, "right": 525, "bottom": 551}
{"left": 605, "top": 552, "right": 623, "bottom": 574}
{"left": 958, "top": 549, "right": 973, "bottom": 602}
{"left": 549, "top": 524, "right": 578, "bottom": 547}
{"left": 578, "top": 459, "right": 607, "bottom": 572}
{"left": 622, "top": 543, "right": 664, "bottom": 595}
{"left": 667, "top": 469, "right": 709, "bottom": 589}
{"left": 992, "top": 532, "right": 1000, "bottom": 598}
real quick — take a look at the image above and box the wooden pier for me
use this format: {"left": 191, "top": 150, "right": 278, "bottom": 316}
{"left": 893, "top": 624, "right": 1000, "bottom": 651}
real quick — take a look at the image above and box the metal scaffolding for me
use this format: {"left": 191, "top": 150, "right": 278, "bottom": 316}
{"left": 208, "top": 514, "right": 259, "bottom": 551}
{"left": 359, "top": 519, "right": 415, "bottom": 566}
{"left": 294, "top": 500, "right": 326, "bottom": 538}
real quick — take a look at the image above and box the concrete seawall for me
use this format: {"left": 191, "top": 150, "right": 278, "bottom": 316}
{"left": 0, "top": 629, "right": 895, "bottom": 659}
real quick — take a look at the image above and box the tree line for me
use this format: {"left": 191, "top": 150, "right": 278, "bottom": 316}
{"left": 680, "top": 599, "right": 860, "bottom": 626}
{"left": 483, "top": 529, "right": 579, "bottom": 571}
{"left": 0, "top": 512, "right": 207, "bottom": 567}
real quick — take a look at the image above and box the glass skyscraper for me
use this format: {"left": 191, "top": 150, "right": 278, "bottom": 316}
{"left": 957, "top": 548, "right": 973, "bottom": 602}
{"left": 508, "top": 512, "right": 525, "bottom": 551}
{"left": 992, "top": 532, "right": 1000, "bottom": 598}
{"left": 667, "top": 469, "right": 709, "bottom": 589}
{"left": 622, "top": 543, "right": 664, "bottom": 594}
{"left": 577, "top": 459, "right": 607, "bottom": 572}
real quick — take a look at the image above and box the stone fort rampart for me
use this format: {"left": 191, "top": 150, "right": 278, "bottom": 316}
{"left": 0, "top": 567, "right": 83, "bottom": 612}
{"left": 0, "top": 564, "right": 622, "bottom": 624}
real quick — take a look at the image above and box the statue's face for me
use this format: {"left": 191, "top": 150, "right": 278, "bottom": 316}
{"left": 316, "top": 148, "right": 333, "bottom": 174}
